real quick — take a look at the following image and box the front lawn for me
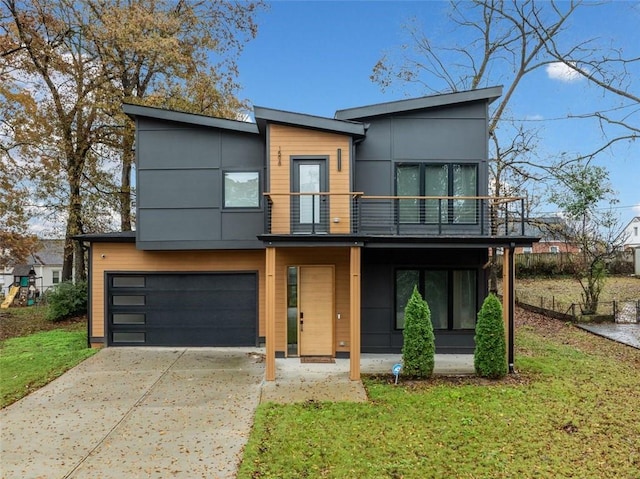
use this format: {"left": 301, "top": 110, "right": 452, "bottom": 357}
{"left": 0, "top": 308, "right": 96, "bottom": 408}
{"left": 238, "top": 311, "right": 640, "bottom": 478}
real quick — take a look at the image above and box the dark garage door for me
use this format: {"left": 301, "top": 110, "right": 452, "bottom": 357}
{"left": 107, "top": 272, "right": 257, "bottom": 346}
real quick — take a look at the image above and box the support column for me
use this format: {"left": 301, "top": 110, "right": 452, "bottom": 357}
{"left": 265, "top": 247, "right": 276, "bottom": 381}
{"left": 349, "top": 246, "right": 361, "bottom": 381}
{"left": 502, "top": 245, "right": 515, "bottom": 373}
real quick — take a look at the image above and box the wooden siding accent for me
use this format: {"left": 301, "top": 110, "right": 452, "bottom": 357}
{"left": 349, "top": 246, "right": 362, "bottom": 380}
{"left": 299, "top": 266, "right": 334, "bottom": 356}
{"left": 265, "top": 247, "right": 276, "bottom": 381}
{"left": 90, "top": 243, "right": 265, "bottom": 341}
{"left": 273, "top": 247, "right": 351, "bottom": 355}
{"left": 268, "top": 124, "right": 352, "bottom": 234}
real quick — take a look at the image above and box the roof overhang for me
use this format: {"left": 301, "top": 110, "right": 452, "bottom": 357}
{"left": 253, "top": 106, "right": 366, "bottom": 138}
{"left": 259, "top": 234, "right": 539, "bottom": 249}
{"left": 122, "top": 103, "right": 259, "bottom": 135}
{"left": 74, "top": 231, "right": 136, "bottom": 243}
{"left": 335, "top": 86, "right": 503, "bottom": 120}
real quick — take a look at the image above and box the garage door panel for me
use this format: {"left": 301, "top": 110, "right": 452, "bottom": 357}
{"left": 107, "top": 273, "right": 257, "bottom": 347}
{"left": 144, "top": 291, "right": 254, "bottom": 309}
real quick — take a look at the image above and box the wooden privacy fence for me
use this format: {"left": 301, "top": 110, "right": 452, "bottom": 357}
{"left": 494, "top": 252, "right": 634, "bottom": 276}
{"left": 514, "top": 289, "right": 640, "bottom": 323}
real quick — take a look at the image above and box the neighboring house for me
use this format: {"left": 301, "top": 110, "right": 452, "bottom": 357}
{"left": 514, "top": 217, "right": 580, "bottom": 255}
{"left": 1, "top": 240, "right": 64, "bottom": 297}
{"left": 621, "top": 216, "right": 640, "bottom": 251}
{"left": 78, "top": 86, "right": 538, "bottom": 380}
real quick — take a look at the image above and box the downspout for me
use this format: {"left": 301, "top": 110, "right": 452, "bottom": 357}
{"left": 85, "top": 241, "right": 92, "bottom": 348}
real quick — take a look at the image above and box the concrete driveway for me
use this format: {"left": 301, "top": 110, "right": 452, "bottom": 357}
{"left": 0, "top": 348, "right": 264, "bottom": 479}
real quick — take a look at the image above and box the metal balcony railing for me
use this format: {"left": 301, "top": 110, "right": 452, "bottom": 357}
{"left": 264, "top": 192, "right": 527, "bottom": 237}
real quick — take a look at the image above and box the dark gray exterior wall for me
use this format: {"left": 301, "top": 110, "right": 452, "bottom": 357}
{"left": 135, "top": 118, "right": 265, "bottom": 250}
{"left": 354, "top": 102, "right": 489, "bottom": 197}
{"left": 361, "top": 247, "right": 489, "bottom": 354}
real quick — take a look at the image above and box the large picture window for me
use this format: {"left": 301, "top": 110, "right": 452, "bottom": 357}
{"left": 395, "top": 269, "right": 477, "bottom": 330}
{"left": 224, "top": 171, "right": 260, "bottom": 208}
{"left": 396, "top": 163, "right": 478, "bottom": 224}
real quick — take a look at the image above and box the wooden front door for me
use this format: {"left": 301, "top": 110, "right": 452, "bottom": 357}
{"left": 299, "top": 266, "right": 334, "bottom": 356}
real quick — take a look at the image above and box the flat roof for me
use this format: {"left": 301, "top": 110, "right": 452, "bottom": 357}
{"left": 335, "top": 86, "right": 502, "bottom": 120}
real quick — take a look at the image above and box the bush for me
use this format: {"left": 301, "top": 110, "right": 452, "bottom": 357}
{"left": 401, "top": 286, "right": 435, "bottom": 378}
{"left": 474, "top": 294, "right": 507, "bottom": 379}
{"left": 46, "top": 281, "right": 88, "bottom": 322}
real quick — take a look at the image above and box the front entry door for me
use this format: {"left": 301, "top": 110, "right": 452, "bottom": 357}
{"left": 292, "top": 159, "right": 328, "bottom": 233}
{"left": 299, "top": 266, "right": 334, "bottom": 356}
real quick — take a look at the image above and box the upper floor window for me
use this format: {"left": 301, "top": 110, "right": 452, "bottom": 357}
{"left": 396, "top": 163, "right": 478, "bottom": 224}
{"left": 52, "top": 270, "right": 61, "bottom": 284}
{"left": 224, "top": 171, "right": 260, "bottom": 208}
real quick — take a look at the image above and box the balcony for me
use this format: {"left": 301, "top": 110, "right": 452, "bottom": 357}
{"left": 264, "top": 193, "right": 528, "bottom": 238}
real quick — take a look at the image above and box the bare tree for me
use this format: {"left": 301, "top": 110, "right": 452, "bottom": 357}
{"left": 371, "top": 0, "right": 638, "bottom": 290}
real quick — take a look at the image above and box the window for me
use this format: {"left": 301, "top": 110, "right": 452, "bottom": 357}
{"left": 112, "top": 313, "right": 146, "bottom": 325}
{"left": 395, "top": 269, "right": 477, "bottom": 330}
{"left": 522, "top": 246, "right": 532, "bottom": 254}
{"left": 224, "top": 171, "right": 260, "bottom": 208}
{"left": 549, "top": 245, "right": 560, "bottom": 254}
{"left": 112, "top": 276, "right": 145, "bottom": 287}
{"left": 396, "top": 163, "right": 478, "bottom": 224}
{"left": 52, "top": 270, "right": 60, "bottom": 284}
{"left": 634, "top": 226, "right": 638, "bottom": 237}
{"left": 112, "top": 295, "right": 145, "bottom": 306}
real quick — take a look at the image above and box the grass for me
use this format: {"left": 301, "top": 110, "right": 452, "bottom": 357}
{"left": 516, "top": 275, "right": 639, "bottom": 304}
{"left": 0, "top": 307, "right": 96, "bottom": 408}
{"left": 238, "top": 315, "right": 640, "bottom": 478}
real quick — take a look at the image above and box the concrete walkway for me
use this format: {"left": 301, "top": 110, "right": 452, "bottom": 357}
{"left": 260, "top": 354, "right": 474, "bottom": 404}
{"left": 577, "top": 323, "right": 640, "bottom": 349}
{"left": 0, "top": 348, "right": 264, "bottom": 479}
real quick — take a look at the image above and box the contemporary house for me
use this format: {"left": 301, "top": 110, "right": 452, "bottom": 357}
{"left": 79, "top": 86, "right": 537, "bottom": 380}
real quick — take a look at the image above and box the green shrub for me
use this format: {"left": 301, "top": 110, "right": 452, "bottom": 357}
{"left": 474, "top": 294, "right": 507, "bottom": 379}
{"left": 45, "top": 281, "right": 88, "bottom": 322}
{"left": 401, "top": 286, "right": 435, "bottom": 378}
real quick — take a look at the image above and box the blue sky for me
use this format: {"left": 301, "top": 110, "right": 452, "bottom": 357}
{"left": 236, "top": 1, "right": 640, "bottom": 227}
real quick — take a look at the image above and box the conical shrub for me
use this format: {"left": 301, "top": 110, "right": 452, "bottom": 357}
{"left": 402, "top": 286, "right": 435, "bottom": 378}
{"left": 474, "top": 293, "right": 507, "bottom": 379}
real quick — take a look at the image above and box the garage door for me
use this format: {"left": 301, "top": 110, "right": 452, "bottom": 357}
{"left": 106, "top": 273, "right": 257, "bottom": 346}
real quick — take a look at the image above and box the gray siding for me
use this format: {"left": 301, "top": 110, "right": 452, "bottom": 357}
{"left": 361, "top": 248, "right": 489, "bottom": 354}
{"left": 354, "top": 101, "right": 490, "bottom": 197}
{"left": 135, "top": 118, "right": 265, "bottom": 250}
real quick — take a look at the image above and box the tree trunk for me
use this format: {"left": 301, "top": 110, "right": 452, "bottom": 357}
{"left": 62, "top": 165, "right": 86, "bottom": 281}
{"left": 119, "top": 126, "right": 134, "bottom": 231}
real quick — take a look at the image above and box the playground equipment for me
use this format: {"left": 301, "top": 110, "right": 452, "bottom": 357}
{"left": 1, "top": 267, "right": 40, "bottom": 308}
{"left": 1, "top": 285, "right": 20, "bottom": 309}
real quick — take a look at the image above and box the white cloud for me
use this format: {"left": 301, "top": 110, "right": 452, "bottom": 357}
{"left": 632, "top": 203, "right": 640, "bottom": 215}
{"left": 525, "top": 114, "right": 544, "bottom": 121}
{"left": 546, "top": 62, "right": 583, "bottom": 83}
